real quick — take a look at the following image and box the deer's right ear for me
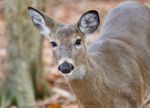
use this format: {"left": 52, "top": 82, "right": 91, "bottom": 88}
{"left": 28, "top": 7, "right": 51, "bottom": 36}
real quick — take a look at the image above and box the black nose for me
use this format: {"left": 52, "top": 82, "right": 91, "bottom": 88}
{"left": 58, "top": 62, "right": 74, "bottom": 74}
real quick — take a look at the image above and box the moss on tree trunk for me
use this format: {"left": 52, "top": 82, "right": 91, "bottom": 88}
{"left": 0, "top": 0, "right": 49, "bottom": 108}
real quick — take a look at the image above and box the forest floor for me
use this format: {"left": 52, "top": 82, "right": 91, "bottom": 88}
{"left": 0, "top": 0, "right": 150, "bottom": 108}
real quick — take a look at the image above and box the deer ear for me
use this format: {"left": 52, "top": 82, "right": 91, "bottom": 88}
{"left": 28, "top": 7, "right": 56, "bottom": 36}
{"left": 77, "top": 10, "right": 100, "bottom": 34}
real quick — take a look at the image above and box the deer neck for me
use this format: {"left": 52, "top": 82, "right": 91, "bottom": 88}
{"left": 64, "top": 53, "right": 103, "bottom": 106}
{"left": 64, "top": 51, "right": 103, "bottom": 89}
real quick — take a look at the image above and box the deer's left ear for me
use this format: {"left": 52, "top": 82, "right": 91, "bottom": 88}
{"left": 77, "top": 10, "right": 100, "bottom": 34}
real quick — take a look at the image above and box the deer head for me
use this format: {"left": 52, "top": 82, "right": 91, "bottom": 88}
{"left": 28, "top": 7, "right": 100, "bottom": 75}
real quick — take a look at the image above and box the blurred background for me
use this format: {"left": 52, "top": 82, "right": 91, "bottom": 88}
{"left": 0, "top": 0, "right": 149, "bottom": 108}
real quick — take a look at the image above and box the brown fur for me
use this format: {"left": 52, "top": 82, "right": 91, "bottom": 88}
{"left": 68, "top": 1, "right": 150, "bottom": 108}
{"left": 29, "top": 1, "right": 150, "bottom": 108}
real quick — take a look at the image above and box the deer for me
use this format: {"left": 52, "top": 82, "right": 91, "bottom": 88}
{"left": 28, "top": 1, "right": 150, "bottom": 108}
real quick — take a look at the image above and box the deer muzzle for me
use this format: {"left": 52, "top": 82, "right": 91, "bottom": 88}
{"left": 58, "top": 62, "right": 74, "bottom": 74}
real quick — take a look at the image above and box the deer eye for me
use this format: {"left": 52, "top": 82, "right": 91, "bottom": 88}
{"left": 51, "top": 41, "right": 57, "bottom": 47}
{"left": 75, "top": 39, "right": 81, "bottom": 46}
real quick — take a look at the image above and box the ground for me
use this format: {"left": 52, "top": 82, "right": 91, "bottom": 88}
{"left": 0, "top": 0, "right": 150, "bottom": 108}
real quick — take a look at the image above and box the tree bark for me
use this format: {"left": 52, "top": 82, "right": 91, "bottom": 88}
{"left": 0, "top": 0, "right": 48, "bottom": 108}
{"left": 29, "top": 0, "right": 50, "bottom": 99}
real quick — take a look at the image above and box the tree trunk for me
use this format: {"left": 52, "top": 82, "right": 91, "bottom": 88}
{"left": 30, "top": 0, "right": 50, "bottom": 99}
{"left": 0, "top": 0, "right": 49, "bottom": 108}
